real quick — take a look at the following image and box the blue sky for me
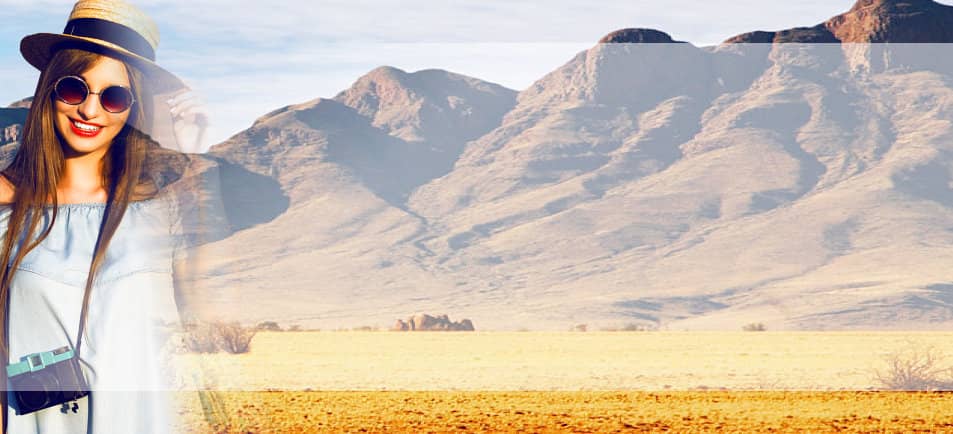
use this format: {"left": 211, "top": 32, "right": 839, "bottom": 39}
{"left": 0, "top": 1, "right": 884, "bottom": 146}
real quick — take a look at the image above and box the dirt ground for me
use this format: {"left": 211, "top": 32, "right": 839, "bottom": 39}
{"left": 173, "top": 390, "right": 953, "bottom": 433}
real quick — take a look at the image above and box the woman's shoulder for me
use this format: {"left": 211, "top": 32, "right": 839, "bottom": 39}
{"left": 0, "top": 173, "right": 14, "bottom": 205}
{"left": 0, "top": 174, "right": 167, "bottom": 208}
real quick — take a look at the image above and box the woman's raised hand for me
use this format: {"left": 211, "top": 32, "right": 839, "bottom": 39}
{"left": 167, "top": 89, "right": 210, "bottom": 153}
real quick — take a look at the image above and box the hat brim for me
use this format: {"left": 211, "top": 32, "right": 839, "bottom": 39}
{"left": 21, "top": 32, "right": 188, "bottom": 95}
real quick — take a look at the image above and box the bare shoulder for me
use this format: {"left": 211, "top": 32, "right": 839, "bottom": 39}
{"left": 0, "top": 173, "right": 15, "bottom": 205}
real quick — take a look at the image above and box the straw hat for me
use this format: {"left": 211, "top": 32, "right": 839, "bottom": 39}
{"left": 20, "top": 0, "right": 187, "bottom": 94}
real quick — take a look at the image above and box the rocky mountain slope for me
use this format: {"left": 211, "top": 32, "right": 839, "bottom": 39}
{"left": 5, "top": 0, "right": 952, "bottom": 331}
{"left": 726, "top": 0, "right": 953, "bottom": 43}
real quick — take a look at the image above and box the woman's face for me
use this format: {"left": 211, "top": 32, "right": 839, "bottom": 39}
{"left": 54, "top": 55, "right": 132, "bottom": 158}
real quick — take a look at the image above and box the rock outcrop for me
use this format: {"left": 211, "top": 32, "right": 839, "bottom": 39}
{"left": 392, "top": 314, "right": 475, "bottom": 331}
{"left": 598, "top": 29, "right": 683, "bottom": 44}
{"left": 3, "top": 124, "right": 20, "bottom": 143}
{"left": 7, "top": 97, "right": 32, "bottom": 109}
{"left": 0, "top": 107, "right": 29, "bottom": 150}
{"left": 725, "top": 0, "right": 953, "bottom": 43}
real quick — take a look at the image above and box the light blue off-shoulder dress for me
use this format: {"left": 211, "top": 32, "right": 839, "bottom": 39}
{"left": 2, "top": 196, "right": 184, "bottom": 434}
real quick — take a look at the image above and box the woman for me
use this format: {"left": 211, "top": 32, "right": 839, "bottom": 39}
{"left": 0, "top": 1, "right": 197, "bottom": 432}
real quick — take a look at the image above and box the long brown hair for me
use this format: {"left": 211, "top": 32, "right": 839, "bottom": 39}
{"left": 0, "top": 47, "right": 163, "bottom": 360}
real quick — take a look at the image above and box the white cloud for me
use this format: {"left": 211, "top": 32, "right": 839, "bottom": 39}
{"left": 5, "top": 0, "right": 940, "bottom": 144}
{"left": 139, "top": 0, "right": 862, "bottom": 46}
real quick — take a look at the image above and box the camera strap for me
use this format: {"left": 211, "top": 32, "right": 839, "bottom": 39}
{"left": 1, "top": 243, "right": 97, "bottom": 363}
{"left": 1, "top": 203, "right": 108, "bottom": 428}
{"left": 73, "top": 260, "right": 95, "bottom": 360}
{"left": 73, "top": 200, "right": 116, "bottom": 360}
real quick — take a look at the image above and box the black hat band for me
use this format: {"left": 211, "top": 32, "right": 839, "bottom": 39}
{"left": 63, "top": 17, "right": 156, "bottom": 61}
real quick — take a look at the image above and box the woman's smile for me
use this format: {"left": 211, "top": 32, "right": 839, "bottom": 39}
{"left": 68, "top": 117, "right": 104, "bottom": 137}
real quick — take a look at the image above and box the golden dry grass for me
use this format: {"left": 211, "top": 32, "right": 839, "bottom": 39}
{"left": 166, "top": 332, "right": 953, "bottom": 432}
{"left": 172, "top": 331, "right": 953, "bottom": 390}
{"left": 173, "top": 390, "right": 953, "bottom": 433}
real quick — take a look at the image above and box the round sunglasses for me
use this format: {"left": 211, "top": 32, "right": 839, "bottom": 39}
{"left": 53, "top": 75, "right": 136, "bottom": 114}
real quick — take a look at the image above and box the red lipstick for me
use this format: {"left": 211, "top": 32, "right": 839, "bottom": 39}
{"left": 68, "top": 119, "right": 103, "bottom": 138}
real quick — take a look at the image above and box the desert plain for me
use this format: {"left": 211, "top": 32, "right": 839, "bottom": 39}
{"left": 167, "top": 331, "right": 953, "bottom": 433}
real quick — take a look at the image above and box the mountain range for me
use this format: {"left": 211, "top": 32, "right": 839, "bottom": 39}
{"left": 7, "top": 0, "right": 953, "bottom": 330}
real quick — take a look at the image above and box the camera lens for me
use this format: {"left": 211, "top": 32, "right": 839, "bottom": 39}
{"left": 15, "top": 375, "right": 52, "bottom": 410}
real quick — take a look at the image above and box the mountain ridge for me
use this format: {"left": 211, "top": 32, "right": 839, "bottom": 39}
{"left": 4, "top": 1, "right": 953, "bottom": 330}
{"left": 726, "top": 0, "right": 953, "bottom": 43}
{"left": 170, "top": 0, "right": 953, "bottom": 330}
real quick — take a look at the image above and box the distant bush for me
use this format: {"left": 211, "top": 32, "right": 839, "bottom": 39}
{"left": 216, "top": 321, "right": 257, "bottom": 354}
{"left": 351, "top": 325, "right": 378, "bottom": 331}
{"left": 571, "top": 324, "right": 588, "bottom": 332}
{"left": 874, "top": 344, "right": 953, "bottom": 391}
{"left": 182, "top": 321, "right": 219, "bottom": 353}
{"left": 601, "top": 323, "right": 656, "bottom": 332}
{"left": 182, "top": 320, "right": 257, "bottom": 354}
{"left": 288, "top": 325, "right": 302, "bottom": 332}
{"left": 742, "top": 322, "right": 767, "bottom": 332}
{"left": 625, "top": 323, "right": 656, "bottom": 331}
{"left": 256, "top": 321, "right": 283, "bottom": 331}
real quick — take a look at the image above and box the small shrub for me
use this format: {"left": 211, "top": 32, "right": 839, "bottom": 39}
{"left": 256, "top": 321, "right": 283, "bottom": 331}
{"left": 571, "top": 324, "right": 588, "bottom": 332}
{"left": 623, "top": 323, "right": 646, "bottom": 331}
{"left": 742, "top": 322, "right": 766, "bottom": 332}
{"left": 602, "top": 323, "right": 657, "bottom": 332}
{"left": 182, "top": 321, "right": 220, "bottom": 353}
{"left": 215, "top": 321, "right": 257, "bottom": 354}
{"left": 182, "top": 320, "right": 257, "bottom": 354}
{"left": 874, "top": 344, "right": 953, "bottom": 391}
{"left": 288, "top": 325, "right": 302, "bottom": 332}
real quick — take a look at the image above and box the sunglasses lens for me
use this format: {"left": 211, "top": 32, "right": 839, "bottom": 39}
{"left": 54, "top": 77, "right": 87, "bottom": 105}
{"left": 100, "top": 86, "right": 134, "bottom": 113}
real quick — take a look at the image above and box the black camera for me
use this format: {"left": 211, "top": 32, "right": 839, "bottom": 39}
{"left": 6, "top": 346, "right": 89, "bottom": 415}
